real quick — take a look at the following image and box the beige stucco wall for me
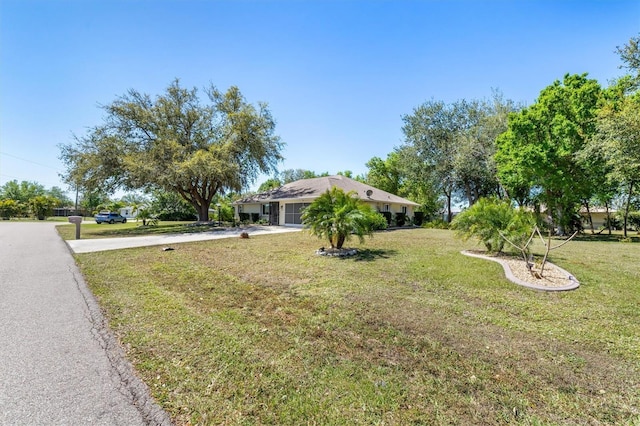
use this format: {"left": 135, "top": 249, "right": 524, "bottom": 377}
{"left": 581, "top": 212, "right": 610, "bottom": 229}
{"left": 237, "top": 203, "right": 261, "bottom": 215}
{"left": 368, "top": 201, "right": 415, "bottom": 217}
{"left": 235, "top": 203, "right": 268, "bottom": 221}
{"left": 236, "top": 199, "right": 417, "bottom": 226}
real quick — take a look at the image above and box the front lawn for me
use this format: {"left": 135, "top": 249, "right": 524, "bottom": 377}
{"left": 57, "top": 220, "right": 219, "bottom": 240}
{"left": 73, "top": 228, "right": 639, "bottom": 425}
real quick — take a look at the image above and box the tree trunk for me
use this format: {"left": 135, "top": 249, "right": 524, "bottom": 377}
{"left": 446, "top": 193, "right": 452, "bottom": 223}
{"left": 623, "top": 181, "right": 634, "bottom": 238}
{"left": 336, "top": 234, "right": 346, "bottom": 249}
{"left": 176, "top": 185, "right": 213, "bottom": 222}
{"left": 195, "top": 199, "right": 210, "bottom": 222}
{"left": 464, "top": 185, "right": 472, "bottom": 207}
{"left": 555, "top": 205, "right": 565, "bottom": 236}
{"left": 605, "top": 201, "right": 612, "bottom": 235}
{"left": 583, "top": 200, "right": 594, "bottom": 234}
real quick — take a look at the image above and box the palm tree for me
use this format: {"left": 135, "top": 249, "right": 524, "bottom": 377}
{"left": 301, "top": 187, "right": 386, "bottom": 250}
{"left": 135, "top": 207, "right": 157, "bottom": 226}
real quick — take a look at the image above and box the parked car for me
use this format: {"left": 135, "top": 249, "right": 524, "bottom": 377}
{"left": 95, "top": 212, "right": 127, "bottom": 224}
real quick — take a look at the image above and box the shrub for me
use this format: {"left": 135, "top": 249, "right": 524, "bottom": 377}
{"left": 603, "top": 215, "right": 622, "bottom": 231}
{"left": 627, "top": 211, "right": 640, "bottom": 231}
{"left": 380, "top": 211, "right": 392, "bottom": 226}
{"left": 156, "top": 210, "right": 197, "bottom": 221}
{"left": 135, "top": 208, "right": 158, "bottom": 226}
{"left": 413, "top": 211, "right": 425, "bottom": 226}
{"left": 395, "top": 212, "right": 406, "bottom": 227}
{"left": 149, "top": 190, "right": 198, "bottom": 221}
{"left": 451, "top": 197, "right": 534, "bottom": 253}
{"left": 29, "top": 195, "right": 59, "bottom": 220}
{"left": 424, "top": 219, "right": 449, "bottom": 229}
{"left": 0, "top": 199, "right": 21, "bottom": 219}
{"left": 302, "top": 187, "right": 387, "bottom": 249}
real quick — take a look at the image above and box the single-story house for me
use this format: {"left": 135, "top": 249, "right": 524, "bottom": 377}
{"left": 234, "top": 175, "right": 420, "bottom": 226}
{"left": 579, "top": 206, "right": 616, "bottom": 229}
{"left": 119, "top": 206, "right": 138, "bottom": 219}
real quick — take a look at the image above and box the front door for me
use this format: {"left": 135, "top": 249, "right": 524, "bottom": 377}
{"left": 269, "top": 202, "right": 279, "bottom": 225}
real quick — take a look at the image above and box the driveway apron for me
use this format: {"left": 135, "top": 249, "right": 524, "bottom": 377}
{"left": 0, "top": 222, "right": 171, "bottom": 425}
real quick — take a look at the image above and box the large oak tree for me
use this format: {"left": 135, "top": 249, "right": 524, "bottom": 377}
{"left": 400, "top": 94, "right": 514, "bottom": 221}
{"left": 588, "top": 92, "right": 640, "bottom": 237}
{"left": 495, "top": 73, "right": 602, "bottom": 234}
{"left": 60, "top": 80, "right": 283, "bottom": 221}
{"left": 401, "top": 99, "right": 471, "bottom": 222}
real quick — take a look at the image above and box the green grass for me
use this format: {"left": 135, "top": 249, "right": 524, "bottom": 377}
{"left": 71, "top": 228, "right": 640, "bottom": 425}
{"left": 2, "top": 216, "right": 70, "bottom": 222}
{"left": 57, "top": 220, "right": 223, "bottom": 240}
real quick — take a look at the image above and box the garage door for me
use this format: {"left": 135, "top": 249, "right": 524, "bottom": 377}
{"left": 284, "top": 203, "right": 310, "bottom": 225}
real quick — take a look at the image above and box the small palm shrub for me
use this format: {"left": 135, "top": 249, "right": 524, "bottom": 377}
{"left": 29, "top": 195, "right": 59, "bottom": 220}
{"left": 451, "top": 197, "right": 534, "bottom": 253}
{"left": 424, "top": 219, "right": 449, "bottom": 229}
{"left": 0, "top": 199, "right": 22, "bottom": 219}
{"left": 135, "top": 208, "right": 158, "bottom": 226}
{"left": 301, "top": 187, "right": 387, "bottom": 250}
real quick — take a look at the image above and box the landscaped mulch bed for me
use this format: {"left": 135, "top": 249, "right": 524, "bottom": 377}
{"left": 462, "top": 250, "right": 580, "bottom": 291}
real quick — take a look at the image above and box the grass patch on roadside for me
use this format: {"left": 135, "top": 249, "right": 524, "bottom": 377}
{"left": 57, "top": 220, "right": 224, "bottom": 240}
{"left": 74, "top": 228, "right": 639, "bottom": 425}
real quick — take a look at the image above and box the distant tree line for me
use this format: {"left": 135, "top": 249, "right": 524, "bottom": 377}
{"left": 56, "top": 35, "right": 640, "bottom": 235}
{"left": 0, "top": 180, "right": 239, "bottom": 224}
{"left": 0, "top": 180, "right": 71, "bottom": 220}
{"left": 356, "top": 34, "right": 640, "bottom": 236}
{"left": 254, "top": 35, "right": 640, "bottom": 236}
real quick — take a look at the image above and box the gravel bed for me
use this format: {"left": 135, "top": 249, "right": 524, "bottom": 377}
{"left": 462, "top": 250, "right": 580, "bottom": 291}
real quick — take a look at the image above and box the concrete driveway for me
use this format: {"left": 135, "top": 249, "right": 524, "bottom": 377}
{"left": 0, "top": 222, "right": 172, "bottom": 425}
{"left": 66, "top": 224, "right": 301, "bottom": 253}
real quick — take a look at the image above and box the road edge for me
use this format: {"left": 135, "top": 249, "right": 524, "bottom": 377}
{"left": 63, "top": 239, "right": 175, "bottom": 425}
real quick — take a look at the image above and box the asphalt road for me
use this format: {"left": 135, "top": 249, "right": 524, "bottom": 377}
{"left": 0, "top": 222, "right": 172, "bottom": 425}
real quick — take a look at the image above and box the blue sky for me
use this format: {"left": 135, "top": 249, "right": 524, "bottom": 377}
{"left": 1, "top": 0, "right": 638, "bottom": 197}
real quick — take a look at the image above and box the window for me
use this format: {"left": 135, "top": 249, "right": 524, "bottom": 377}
{"left": 284, "top": 202, "right": 310, "bottom": 224}
{"left": 262, "top": 204, "right": 270, "bottom": 215}
{"left": 401, "top": 206, "right": 407, "bottom": 214}
{"left": 383, "top": 204, "right": 390, "bottom": 212}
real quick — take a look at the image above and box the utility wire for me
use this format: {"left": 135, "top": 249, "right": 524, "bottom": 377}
{"left": 0, "top": 151, "right": 63, "bottom": 172}
{"left": 0, "top": 152, "right": 66, "bottom": 189}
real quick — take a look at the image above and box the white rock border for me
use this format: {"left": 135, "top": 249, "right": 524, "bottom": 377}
{"left": 315, "top": 248, "right": 358, "bottom": 257}
{"left": 461, "top": 250, "right": 580, "bottom": 291}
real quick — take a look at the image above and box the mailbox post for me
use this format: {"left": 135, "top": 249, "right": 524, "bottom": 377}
{"left": 68, "top": 216, "right": 83, "bottom": 239}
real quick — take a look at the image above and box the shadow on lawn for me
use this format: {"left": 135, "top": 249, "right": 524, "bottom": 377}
{"left": 349, "top": 248, "right": 398, "bottom": 262}
{"left": 574, "top": 232, "right": 640, "bottom": 243}
{"left": 95, "top": 223, "right": 223, "bottom": 237}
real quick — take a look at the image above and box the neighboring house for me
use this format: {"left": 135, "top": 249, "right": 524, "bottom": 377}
{"left": 579, "top": 206, "right": 616, "bottom": 229}
{"left": 234, "top": 175, "right": 420, "bottom": 226}
{"left": 53, "top": 207, "right": 78, "bottom": 217}
{"left": 119, "top": 206, "right": 140, "bottom": 219}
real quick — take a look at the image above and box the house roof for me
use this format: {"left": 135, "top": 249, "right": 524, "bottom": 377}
{"left": 579, "top": 206, "right": 616, "bottom": 214}
{"left": 236, "top": 175, "right": 420, "bottom": 206}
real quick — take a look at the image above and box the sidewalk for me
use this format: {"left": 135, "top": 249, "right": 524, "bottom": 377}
{"left": 66, "top": 225, "right": 301, "bottom": 253}
{"left": 0, "top": 222, "right": 172, "bottom": 425}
